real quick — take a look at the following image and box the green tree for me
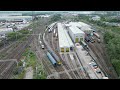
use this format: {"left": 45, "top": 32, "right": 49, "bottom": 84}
{"left": 51, "top": 14, "right": 61, "bottom": 22}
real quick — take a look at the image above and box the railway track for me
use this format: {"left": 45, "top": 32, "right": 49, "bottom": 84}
{"left": 0, "top": 61, "right": 17, "bottom": 79}
{"left": 67, "top": 53, "right": 82, "bottom": 79}
{"left": 0, "top": 34, "right": 33, "bottom": 79}
{"left": 64, "top": 54, "right": 78, "bottom": 79}
{"left": 59, "top": 73, "right": 69, "bottom": 79}
{"left": 68, "top": 53, "right": 88, "bottom": 79}
{"left": 87, "top": 42, "right": 114, "bottom": 78}
{"left": 73, "top": 52, "right": 89, "bottom": 79}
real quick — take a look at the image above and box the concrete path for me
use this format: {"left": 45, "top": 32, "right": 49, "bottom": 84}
{"left": 24, "top": 67, "right": 33, "bottom": 79}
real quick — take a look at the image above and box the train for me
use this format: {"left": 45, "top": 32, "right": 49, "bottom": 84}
{"left": 46, "top": 52, "right": 57, "bottom": 66}
{"left": 55, "top": 33, "right": 58, "bottom": 38}
{"left": 43, "top": 23, "right": 61, "bottom": 66}
{"left": 41, "top": 45, "right": 45, "bottom": 49}
{"left": 90, "top": 36, "right": 95, "bottom": 43}
{"left": 39, "top": 41, "right": 42, "bottom": 44}
{"left": 93, "top": 32, "right": 100, "bottom": 39}
{"left": 39, "top": 41, "right": 44, "bottom": 49}
{"left": 85, "top": 36, "right": 90, "bottom": 42}
{"left": 48, "top": 28, "right": 52, "bottom": 33}
{"left": 81, "top": 41, "right": 89, "bottom": 49}
{"left": 48, "top": 22, "right": 57, "bottom": 33}
{"left": 48, "top": 49, "right": 61, "bottom": 65}
{"left": 53, "top": 29, "right": 56, "bottom": 37}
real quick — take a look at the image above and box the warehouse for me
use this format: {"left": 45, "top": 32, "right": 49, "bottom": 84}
{"left": 68, "top": 22, "right": 82, "bottom": 28}
{"left": 78, "top": 22, "right": 91, "bottom": 28}
{"left": 58, "top": 23, "right": 74, "bottom": 53}
{"left": 0, "top": 28, "right": 13, "bottom": 35}
{"left": 68, "top": 26, "right": 85, "bottom": 43}
{"left": 78, "top": 26, "right": 93, "bottom": 34}
{"left": 67, "top": 22, "right": 92, "bottom": 34}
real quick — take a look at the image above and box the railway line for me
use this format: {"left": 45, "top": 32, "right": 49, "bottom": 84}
{"left": 72, "top": 52, "right": 87, "bottom": 79}
{"left": 0, "top": 60, "right": 17, "bottom": 79}
{"left": 64, "top": 54, "right": 78, "bottom": 79}
{"left": 67, "top": 53, "right": 82, "bottom": 79}
{"left": 0, "top": 33, "right": 34, "bottom": 79}
{"left": 72, "top": 53, "right": 88, "bottom": 79}
{"left": 87, "top": 40, "right": 117, "bottom": 78}
{"left": 44, "top": 22, "right": 91, "bottom": 79}
{"left": 95, "top": 32, "right": 118, "bottom": 78}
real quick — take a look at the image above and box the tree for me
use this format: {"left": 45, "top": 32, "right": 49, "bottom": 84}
{"left": 51, "top": 14, "right": 61, "bottom": 22}
{"left": 104, "top": 31, "right": 115, "bottom": 44}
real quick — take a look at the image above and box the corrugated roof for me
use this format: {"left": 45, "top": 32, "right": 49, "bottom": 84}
{"left": 78, "top": 22, "right": 91, "bottom": 28}
{"left": 69, "top": 26, "right": 85, "bottom": 34}
{"left": 80, "top": 26, "right": 92, "bottom": 31}
{"left": 69, "top": 22, "right": 82, "bottom": 27}
{"left": 58, "top": 23, "right": 74, "bottom": 48}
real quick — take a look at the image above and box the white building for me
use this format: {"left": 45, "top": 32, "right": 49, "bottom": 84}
{"left": 68, "top": 26, "right": 85, "bottom": 43}
{"left": 91, "top": 16, "right": 101, "bottom": 21}
{"left": 0, "top": 16, "right": 32, "bottom": 22}
{"left": 78, "top": 22, "right": 91, "bottom": 28}
{"left": 78, "top": 26, "right": 93, "bottom": 34}
{"left": 0, "top": 28, "right": 13, "bottom": 35}
{"left": 58, "top": 23, "right": 74, "bottom": 53}
{"left": 66, "top": 22, "right": 92, "bottom": 34}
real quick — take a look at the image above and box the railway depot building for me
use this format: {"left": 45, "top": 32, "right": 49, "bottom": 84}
{"left": 68, "top": 26, "right": 85, "bottom": 43}
{"left": 57, "top": 23, "right": 74, "bottom": 53}
{"left": 67, "top": 22, "right": 93, "bottom": 35}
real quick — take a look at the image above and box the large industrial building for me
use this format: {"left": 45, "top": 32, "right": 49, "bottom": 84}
{"left": 78, "top": 26, "right": 93, "bottom": 34}
{"left": 65, "top": 22, "right": 93, "bottom": 34}
{"left": 0, "top": 28, "right": 13, "bottom": 35}
{"left": 68, "top": 26, "right": 85, "bottom": 43}
{"left": 57, "top": 23, "right": 74, "bottom": 53}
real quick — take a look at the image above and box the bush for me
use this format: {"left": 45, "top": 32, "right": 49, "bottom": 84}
{"left": 18, "top": 30, "right": 29, "bottom": 34}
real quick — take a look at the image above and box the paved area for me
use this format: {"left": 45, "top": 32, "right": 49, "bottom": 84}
{"left": 75, "top": 44, "right": 104, "bottom": 79}
{"left": 24, "top": 67, "right": 33, "bottom": 79}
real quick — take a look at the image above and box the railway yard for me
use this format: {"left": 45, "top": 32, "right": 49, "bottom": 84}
{"left": 0, "top": 15, "right": 118, "bottom": 79}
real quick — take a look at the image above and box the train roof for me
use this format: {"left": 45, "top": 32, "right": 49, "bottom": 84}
{"left": 47, "top": 52, "right": 56, "bottom": 64}
{"left": 58, "top": 23, "right": 74, "bottom": 48}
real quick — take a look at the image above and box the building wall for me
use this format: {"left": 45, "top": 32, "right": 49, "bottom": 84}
{"left": 69, "top": 29, "right": 84, "bottom": 43}
{"left": 59, "top": 47, "right": 70, "bottom": 53}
